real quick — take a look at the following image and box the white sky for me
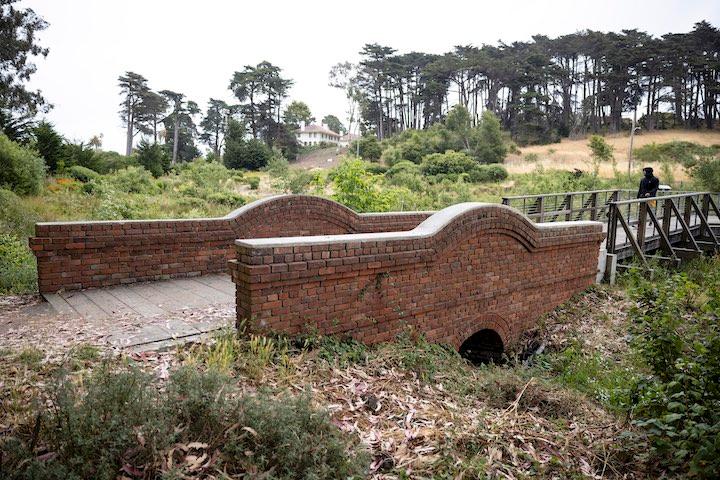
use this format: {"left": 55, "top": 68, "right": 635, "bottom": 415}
{"left": 23, "top": 0, "right": 720, "bottom": 154}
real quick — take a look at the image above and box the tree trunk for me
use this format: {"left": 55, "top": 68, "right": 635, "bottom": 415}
{"left": 172, "top": 112, "right": 179, "bottom": 164}
{"left": 125, "top": 96, "right": 134, "bottom": 156}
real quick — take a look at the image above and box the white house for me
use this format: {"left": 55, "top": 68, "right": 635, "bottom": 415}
{"left": 296, "top": 123, "right": 341, "bottom": 146}
{"left": 339, "top": 133, "right": 360, "bottom": 147}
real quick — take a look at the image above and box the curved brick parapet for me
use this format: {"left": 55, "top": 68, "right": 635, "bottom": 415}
{"left": 229, "top": 203, "right": 605, "bottom": 350}
{"left": 30, "top": 195, "right": 431, "bottom": 293}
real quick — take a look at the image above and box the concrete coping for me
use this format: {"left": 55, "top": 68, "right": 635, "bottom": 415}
{"left": 235, "top": 202, "right": 604, "bottom": 249}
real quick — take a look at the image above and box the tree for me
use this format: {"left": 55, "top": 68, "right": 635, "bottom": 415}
{"left": 223, "top": 118, "right": 271, "bottom": 170}
{"left": 230, "top": 61, "right": 293, "bottom": 146}
{"left": 160, "top": 90, "right": 200, "bottom": 163}
{"left": 136, "top": 91, "right": 168, "bottom": 144}
{"left": 88, "top": 134, "right": 103, "bottom": 150}
{"left": 0, "top": 132, "right": 45, "bottom": 195}
{"left": 445, "top": 105, "right": 473, "bottom": 149}
{"left": 33, "top": 121, "right": 63, "bottom": 172}
{"left": 199, "top": 99, "right": 230, "bottom": 156}
{"left": 0, "top": 0, "right": 49, "bottom": 137}
{"left": 322, "top": 115, "right": 345, "bottom": 134}
{"left": 588, "top": 135, "right": 614, "bottom": 176}
{"left": 283, "top": 101, "right": 314, "bottom": 129}
{"left": 473, "top": 111, "right": 506, "bottom": 164}
{"left": 136, "top": 140, "right": 170, "bottom": 177}
{"left": 118, "top": 72, "right": 149, "bottom": 156}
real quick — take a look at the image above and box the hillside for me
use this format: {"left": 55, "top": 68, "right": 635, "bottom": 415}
{"left": 506, "top": 129, "right": 720, "bottom": 182}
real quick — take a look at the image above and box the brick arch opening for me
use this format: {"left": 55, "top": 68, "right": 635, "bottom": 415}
{"left": 458, "top": 329, "right": 505, "bottom": 364}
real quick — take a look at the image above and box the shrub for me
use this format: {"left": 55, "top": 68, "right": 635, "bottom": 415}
{"left": 93, "top": 150, "right": 137, "bottom": 173}
{"left": 386, "top": 160, "right": 421, "bottom": 177}
{"left": 635, "top": 141, "right": 719, "bottom": 168}
{"left": 0, "top": 188, "right": 39, "bottom": 237}
{"left": 331, "top": 159, "right": 391, "bottom": 212}
{"left": 205, "top": 190, "right": 246, "bottom": 207}
{"left": 67, "top": 165, "right": 101, "bottom": 183}
{"left": 351, "top": 135, "right": 382, "bottom": 161}
{"left": 621, "top": 259, "right": 720, "bottom": 476}
{"left": 32, "top": 121, "right": 64, "bottom": 173}
{"left": 588, "top": 135, "right": 615, "bottom": 176}
{"left": 59, "top": 142, "right": 101, "bottom": 173}
{"left": 247, "top": 176, "right": 260, "bottom": 190}
{"left": 105, "top": 166, "right": 157, "bottom": 194}
{"left": 178, "top": 158, "right": 232, "bottom": 192}
{"left": 420, "top": 150, "right": 477, "bottom": 176}
{"left": 690, "top": 155, "right": 720, "bottom": 191}
{"left": 136, "top": 140, "right": 170, "bottom": 177}
{"left": 468, "top": 164, "right": 509, "bottom": 183}
{"left": 0, "top": 133, "right": 45, "bottom": 195}
{"left": 224, "top": 138, "right": 272, "bottom": 170}
{"left": 3, "top": 365, "right": 368, "bottom": 479}
{"left": 473, "top": 110, "right": 507, "bottom": 163}
{"left": 0, "top": 233, "right": 37, "bottom": 293}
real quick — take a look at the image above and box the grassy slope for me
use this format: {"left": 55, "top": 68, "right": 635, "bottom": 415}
{"left": 506, "top": 129, "right": 720, "bottom": 183}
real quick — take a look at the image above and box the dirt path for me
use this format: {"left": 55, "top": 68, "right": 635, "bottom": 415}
{"left": 292, "top": 146, "right": 348, "bottom": 169}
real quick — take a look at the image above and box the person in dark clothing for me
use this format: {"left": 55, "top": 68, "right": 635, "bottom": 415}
{"left": 637, "top": 167, "right": 659, "bottom": 198}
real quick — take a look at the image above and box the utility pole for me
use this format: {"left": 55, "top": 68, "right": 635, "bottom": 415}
{"left": 628, "top": 108, "right": 640, "bottom": 176}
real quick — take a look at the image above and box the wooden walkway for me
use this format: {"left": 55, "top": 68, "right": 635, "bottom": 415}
{"left": 44, "top": 274, "right": 234, "bottom": 321}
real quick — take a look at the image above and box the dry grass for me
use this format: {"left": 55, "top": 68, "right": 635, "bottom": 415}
{"left": 505, "top": 129, "right": 720, "bottom": 184}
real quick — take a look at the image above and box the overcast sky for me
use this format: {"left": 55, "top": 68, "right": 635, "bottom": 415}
{"left": 23, "top": 0, "right": 720, "bottom": 154}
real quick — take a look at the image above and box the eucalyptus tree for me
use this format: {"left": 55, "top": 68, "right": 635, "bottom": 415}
{"left": 137, "top": 91, "right": 168, "bottom": 144}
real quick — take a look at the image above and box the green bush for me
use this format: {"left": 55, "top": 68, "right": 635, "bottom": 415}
{"left": 635, "top": 141, "right": 719, "bottom": 168}
{"left": 93, "top": 150, "right": 137, "bottom": 173}
{"left": 247, "top": 176, "right": 260, "bottom": 190}
{"left": 621, "top": 259, "right": 720, "bottom": 476}
{"left": 0, "top": 234, "right": 37, "bottom": 293}
{"left": 331, "top": 159, "right": 391, "bottom": 212}
{"left": 59, "top": 142, "right": 101, "bottom": 173}
{"left": 467, "top": 164, "right": 509, "bottom": 183}
{"left": 3, "top": 365, "right": 368, "bottom": 479}
{"left": 32, "top": 121, "right": 64, "bottom": 173}
{"left": 224, "top": 137, "right": 272, "bottom": 170}
{"left": 386, "top": 160, "right": 421, "bottom": 177}
{"left": 472, "top": 110, "right": 507, "bottom": 163}
{"left": 420, "top": 150, "right": 477, "bottom": 176}
{"left": 690, "top": 155, "right": 720, "bottom": 191}
{"left": 67, "top": 165, "right": 101, "bottom": 183}
{"left": 350, "top": 135, "right": 382, "bottom": 161}
{"left": 0, "top": 133, "right": 46, "bottom": 195}
{"left": 136, "top": 140, "right": 170, "bottom": 177}
{"left": 205, "top": 190, "right": 246, "bottom": 207}
{"left": 0, "top": 188, "right": 39, "bottom": 237}
{"left": 105, "top": 166, "right": 157, "bottom": 194}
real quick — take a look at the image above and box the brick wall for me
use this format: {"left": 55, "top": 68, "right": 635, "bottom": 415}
{"left": 30, "top": 195, "right": 431, "bottom": 293}
{"left": 229, "top": 203, "right": 605, "bottom": 350}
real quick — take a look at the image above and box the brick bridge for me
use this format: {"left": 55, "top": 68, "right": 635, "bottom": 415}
{"left": 32, "top": 195, "right": 604, "bottom": 359}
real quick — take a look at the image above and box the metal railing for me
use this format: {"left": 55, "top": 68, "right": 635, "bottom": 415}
{"left": 503, "top": 189, "right": 720, "bottom": 266}
{"left": 606, "top": 192, "right": 720, "bottom": 265}
{"left": 502, "top": 189, "right": 634, "bottom": 222}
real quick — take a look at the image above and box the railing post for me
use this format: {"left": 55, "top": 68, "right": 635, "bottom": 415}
{"left": 683, "top": 196, "right": 693, "bottom": 243}
{"left": 607, "top": 203, "right": 617, "bottom": 254}
{"left": 565, "top": 194, "right": 573, "bottom": 221}
{"left": 501, "top": 197, "right": 509, "bottom": 206}
{"left": 662, "top": 198, "right": 672, "bottom": 238}
{"left": 538, "top": 196, "right": 545, "bottom": 222}
{"left": 590, "top": 192, "right": 598, "bottom": 221}
{"left": 702, "top": 194, "right": 710, "bottom": 220}
{"left": 637, "top": 202, "right": 648, "bottom": 251}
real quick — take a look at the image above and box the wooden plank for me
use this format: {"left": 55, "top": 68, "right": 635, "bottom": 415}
{"left": 43, "top": 293, "right": 76, "bottom": 316}
{"left": 61, "top": 291, "right": 108, "bottom": 321}
{"left": 616, "top": 209, "right": 648, "bottom": 266}
{"left": 82, "top": 288, "right": 137, "bottom": 317}
{"left": 110, "top": 285, "right": 166, "bottom": 317}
